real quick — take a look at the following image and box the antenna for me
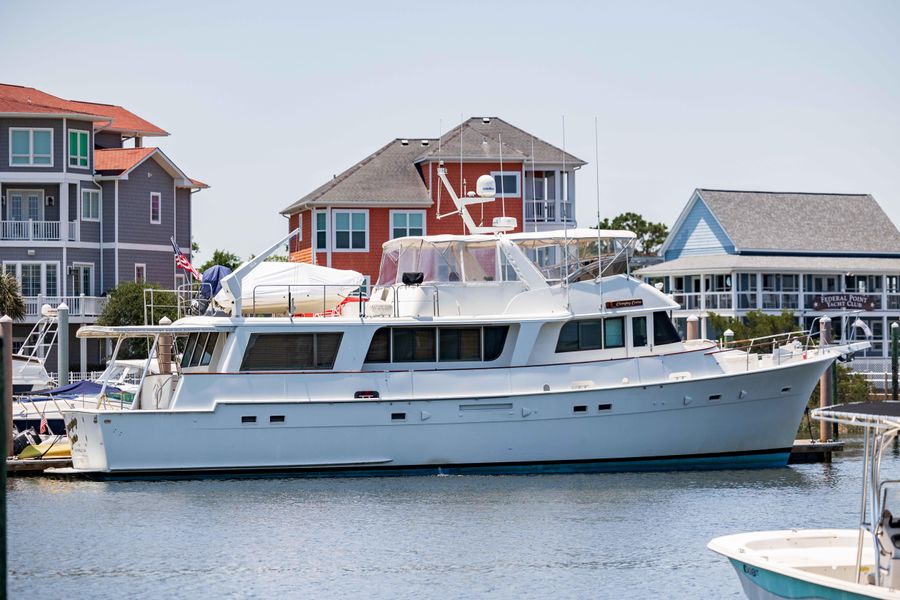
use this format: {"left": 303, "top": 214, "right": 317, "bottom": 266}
{"left": 530, "top": 134, "right": 537, "bottom": 233}
{"left": 499, "top": 132, "right": 506, "bottom": 218}
{"left": 595, "top": 116, "right": 604, "bottom": 313}
{"left": 460, "top": 113, "right": 464, "bottom": 234}
{"left": 561, "top": 115, "right": 570, "bottom": 310}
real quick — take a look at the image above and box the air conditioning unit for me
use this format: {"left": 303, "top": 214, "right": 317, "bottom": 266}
{"left": 46, "top": 196, "right": 55, "bottom": 206}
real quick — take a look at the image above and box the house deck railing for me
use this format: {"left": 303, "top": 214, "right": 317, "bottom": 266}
{"left": 23, "top": 295, "right": 107, "bottom": 317}
{"left": 0, "top": 220, "right": 80, "bottom": 241}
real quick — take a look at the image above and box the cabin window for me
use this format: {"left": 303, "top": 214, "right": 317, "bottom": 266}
{"left": 653, "top": 311, "right": 681, "bottom": 346}
{"left": 483, "top": 326, "right": 508, "bottom": 361}
{"left": 240, "top": 332, "right": 342, "bottom": 371}
{"left": 365, "top": 328, "right": 391, "bottom": 362}
{"left": 391, "top": 328, "right": 436, "bottom": 362}
{"left": 365, "top": 326, "right": 509, "bottom": 363}
{"left": 557, "top": 318, "right": 632, "bottom": 352}
{"left": 180, "top": 332, "right": 220, "bottom": 368}
{"left": 632, "top": 316, "right": 648, "bottom": 347}
{"left": 604, "top": 317, "right": 625, "bottom": 349}
{"left": 439, "top": 327, "right": 481, "bottom": 361}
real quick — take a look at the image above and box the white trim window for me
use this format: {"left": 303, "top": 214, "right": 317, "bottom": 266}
{"left": 390, "top": 210, "right": 425, "bottom": 239}
{"left": 314, "top": 210, "right": 327, "bottom": 251}
{"left": 150, "top": 192, "right": 161, "bottom": 224}
{"left": 134, "top": 263, "right": 147, "bottom": 282}
{"left": 72, "top": 262, "right": 94, "bottom": 296}
{"left": 491, "top": 171, "right": 520, "bottom": 198}
{"left": 10, "top": 128, "right": 53, "bottom": 167}
{"left": 332, "top": 209, "right": 368, "bottom": 251}
{"left": 68, "top": 129, "right": 90, "bottom": 168}
{"left": 3, "top": 261, "right": 59, "bottom": 297}
{"left": 81, "top": 189, "right": 100, "bottom": 221}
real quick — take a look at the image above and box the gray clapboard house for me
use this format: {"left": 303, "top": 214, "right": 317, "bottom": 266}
{"left": 637, "top": 189, "right": 900, "bottom": 366}
{"left": 0, "top": 83, "right": 206, "bottom": 368}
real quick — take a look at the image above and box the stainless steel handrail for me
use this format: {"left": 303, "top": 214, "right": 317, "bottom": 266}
{"left": 250, "top": 284, "right": 368, "bottom": 317}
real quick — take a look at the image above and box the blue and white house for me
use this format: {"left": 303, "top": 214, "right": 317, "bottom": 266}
{"left": 637, "top": 189, "right": 900, "bottom": 367}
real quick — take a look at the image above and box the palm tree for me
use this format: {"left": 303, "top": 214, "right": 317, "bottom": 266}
{"left": 0, "top": 272, "right": 26, "bottom": 321}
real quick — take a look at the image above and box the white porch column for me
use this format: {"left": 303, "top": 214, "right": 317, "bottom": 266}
{"left": 699, "top": 273, "right": 707, "bottom": 339}
{"left": 60, "top": 181, "right": 69, "bottom": 296}
{"left": 566, "top": 170, "right": 575, "bottom": 224}
{"left": 554, "top": 170, "right": 562, "bottom": 222}
{"left": 756, "top": 273, "right": 763, "bottom": 310}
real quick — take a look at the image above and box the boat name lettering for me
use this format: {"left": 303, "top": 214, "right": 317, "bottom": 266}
{"left": 605, "top": 299, "right": 643, "bottom": 309}
{"left": 742, "top": 564, "right": 759, "bottom": 578}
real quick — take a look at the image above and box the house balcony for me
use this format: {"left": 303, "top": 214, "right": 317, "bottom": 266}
{"left": 524, "top": 200, "right": 574, "bottom": 224}
{"left": 1, "top": 220, "right": 79, "bottom": 242}
{"left": 22, "top": 295, "right": 106, "bottom": 323}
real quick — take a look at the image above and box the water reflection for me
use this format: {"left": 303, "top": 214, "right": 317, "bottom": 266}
{"left": 8, "top": 444, "right": 891, "bottom": 599}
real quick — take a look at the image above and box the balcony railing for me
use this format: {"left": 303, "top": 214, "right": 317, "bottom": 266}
{"left": 525, "top": 200, "right": 556, "bottom": 223}
{"left": 0, "top": 220, "right": 80, "bottom": 242}
{"left": 23, "top": 295, "right": 107, "bottom": 318}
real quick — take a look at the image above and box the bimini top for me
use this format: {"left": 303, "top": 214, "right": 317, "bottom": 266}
{"left": 812, "top": 402, "right": 900, "bottom": 430}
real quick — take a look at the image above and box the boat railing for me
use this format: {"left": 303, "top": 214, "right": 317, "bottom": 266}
{"left": 250, "top": 284, "right": 369, "bottom": 317}
{"left": 143, "top": 284, "right": 214, "bottom": 324}
{"left": 706, "top": 329, "right": 822, "bottom": 369}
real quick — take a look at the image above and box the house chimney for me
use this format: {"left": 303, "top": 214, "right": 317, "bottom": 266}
{"left": 400, "top": 139, "right": 409, "bottom": 146}
{"left": 421, "top": 140, "right": 429, "bottom": 146}
{"left": 482, "top": 117, "right": 491, "bottom": 124}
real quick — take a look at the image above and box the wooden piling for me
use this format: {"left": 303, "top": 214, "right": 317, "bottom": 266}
{"left": 819, "top": 316, "right": 832, "bottom": 443}
{"left": 687, "top": 315, "right": 699, "bottom": 341}
{"left": 0, "top": 315, "right": 11, "bottom": 457}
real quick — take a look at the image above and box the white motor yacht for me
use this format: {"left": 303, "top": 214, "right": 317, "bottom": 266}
{"left": 56, "top": 169, "right": 865, "bottom": 478}
{"left": 709, "top": 402, "right": 900, "bottom": 599}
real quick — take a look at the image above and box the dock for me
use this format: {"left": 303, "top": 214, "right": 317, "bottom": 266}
{"left": 6, "top": 457, "right": 72, "bottom": 476}
{"left": 789, "top": 439, "right": 844, "bottom": 464}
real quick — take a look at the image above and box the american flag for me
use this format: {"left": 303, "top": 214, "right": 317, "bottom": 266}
{"left": 172, "top": 238, "right": 201, "bottom": 280}
{"left": 39, "top": 413, "right": 48, "bottom": 435}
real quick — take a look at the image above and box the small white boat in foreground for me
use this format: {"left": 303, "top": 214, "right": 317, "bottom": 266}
{"left": 709, "top": 402, "right": 900, "bottom": 599}
{"left": 11, "top": 310, "right": 57, "bottom": 393}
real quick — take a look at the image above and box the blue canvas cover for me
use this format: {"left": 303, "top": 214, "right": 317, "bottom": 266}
{"left": 201, "top": 265, "right": 232, "bottom": 299}
{"left": 22, "top": 380, "right": 122, "bottom": 398}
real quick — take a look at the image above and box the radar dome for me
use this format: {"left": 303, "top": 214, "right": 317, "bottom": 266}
{"left": 476, "top": 174, "right": 496, "bottom": 198}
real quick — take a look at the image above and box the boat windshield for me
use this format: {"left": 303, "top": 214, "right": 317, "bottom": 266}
{"left": 509, "top": 233, "right": 633, "bottom": 283}
{"left": 377, "top": 238, "right": 518, "bottom": 286}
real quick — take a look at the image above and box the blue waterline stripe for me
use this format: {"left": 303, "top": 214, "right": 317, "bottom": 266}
{"left": 69, "top": 450, "right": 791, "bottom": 481}
{"left": 729, "top": 559, "right": 874, "bottom": 600}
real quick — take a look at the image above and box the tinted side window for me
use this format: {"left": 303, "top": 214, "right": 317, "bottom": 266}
{"left": 653, "top": 311, "right": 681, "bottom": 345}
{"left": 439, "top": 328, "right": 481, "bottom": 361}
{"left": 240, "top": 333, "right": 342, "bottom": 371}
{"left": 365, "top": 328, "right": 391, "bottom": 363}
{"left": 483, "top": 326, "right": 508, "bottom": 361}
{"left": 392, "top": 328, "right": 436, "bottom": 362}
{"left": 604, "top": 317, "right": 625, "bottom": 348}
{"left": 556, "top": 322, "right": 579, "bottom": 352}
{"left": 632, "top": 316, "right": 648, "bottom": 347}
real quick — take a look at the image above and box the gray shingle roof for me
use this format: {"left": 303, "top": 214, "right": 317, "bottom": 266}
{"left": 696, "top": 189, "right": 900, "bottom": 254}
{"left": 636, "top": 254, "right": 900, "bottom": 276}
{"left": 281, "top": 117, "right": 586, "bottom": 214}
{"left": 419, "top": 117, "right": 586, "bottom": 166}
{"left": 281, "top": 139, "right": 434, "bottom": 213}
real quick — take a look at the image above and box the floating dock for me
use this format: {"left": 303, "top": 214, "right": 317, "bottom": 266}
{"left": 789, "top": 440, "right": 844, "bottom": 464}
{"left": 6, "top": 457, "right": 72, "bottom": 476}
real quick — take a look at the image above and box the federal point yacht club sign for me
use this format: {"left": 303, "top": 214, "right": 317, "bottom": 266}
{"left": 810, "top": 294, "right": 876, "bottom": 311}
{"left": 605, "top": 299, "right": 644, "bottom": 309}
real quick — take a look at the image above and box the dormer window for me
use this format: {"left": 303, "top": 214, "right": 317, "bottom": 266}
{"left": 68, "top": 130, "right": 89, "bottom": 168}
{"left": 10, "top": 128, "right": 52, "bottom": 166}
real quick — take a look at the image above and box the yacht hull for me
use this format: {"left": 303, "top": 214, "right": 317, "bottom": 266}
{"left": 60, "top": 356, "right": 828, "bottom": 478}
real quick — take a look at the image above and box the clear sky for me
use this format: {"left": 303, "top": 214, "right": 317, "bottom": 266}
{"left": 2, "top": 0, "right": 899, "bottom": 259}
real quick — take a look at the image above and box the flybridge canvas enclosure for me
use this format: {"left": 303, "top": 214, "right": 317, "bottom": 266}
{"left": 214, "top": 262, "right": 364, "bottom": 315}
{"left": 376, "top": 229, "right": 635, "bottom": 286}
{"left": 377, "top": 236, "right": 520, "bottom": 286}
{"left": 509, "top": 229, "right": 635, "bottom": 283}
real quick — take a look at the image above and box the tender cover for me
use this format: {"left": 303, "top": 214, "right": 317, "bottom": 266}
{"left": 21, "top": 380, "right": 122, "bottom": 398}
{"left": 214, "top": 262, "right": 364, "bottom": 314}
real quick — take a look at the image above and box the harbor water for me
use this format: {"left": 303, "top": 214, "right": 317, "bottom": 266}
{"left": 8, "top": 437, "right": 889, "bottom": 599}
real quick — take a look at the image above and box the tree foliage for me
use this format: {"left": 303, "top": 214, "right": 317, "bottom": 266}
{"left": 0, "top": 272, "right": 26, "bottom": 321}
{"left": 198, "top": 249, "right": 242, "bottom": 273}
{"left": 596, "top": 212, "right": 669, "bottom": 256}
{"left": 97, "top": 282, "right": 179, "bottom": 358}
{"left": 708, "top": 310, "right": 801, "bottom": 342}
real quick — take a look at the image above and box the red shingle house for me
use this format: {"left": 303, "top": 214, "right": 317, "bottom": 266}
{"left": 281, "top": 117, "right": 585, "bottom": 289}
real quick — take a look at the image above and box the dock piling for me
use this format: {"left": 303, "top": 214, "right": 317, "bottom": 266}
{"left": 57, "top": 303, "right": 69, "bottom": 387}
{"left": 892, "top": 322, "right": 898, "bottom": 401}
{"left": 1, "top": 315, "right": 11, "bottom": 457}
{"left": 819, "top": 317, "right": 832, "bottom": 443}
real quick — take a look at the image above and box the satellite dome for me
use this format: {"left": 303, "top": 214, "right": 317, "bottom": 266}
{"left": 476, "top": 174, "right": 496, "bottom": 198}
